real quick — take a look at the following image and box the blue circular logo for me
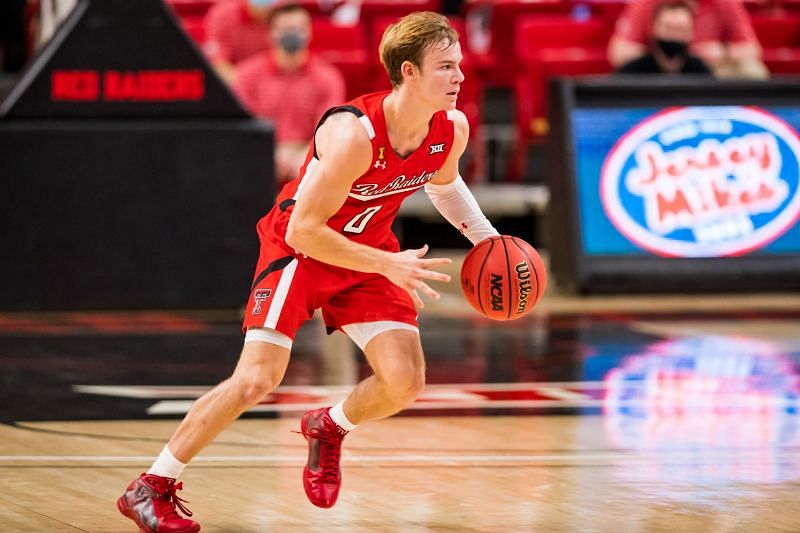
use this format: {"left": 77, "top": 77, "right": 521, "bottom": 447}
{"left": 601, "top": 106, "right": 800, "bottom": 257}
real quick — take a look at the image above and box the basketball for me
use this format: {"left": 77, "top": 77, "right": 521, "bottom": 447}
{"left": 460, "top": 235, "right": 546, "bottom": 320}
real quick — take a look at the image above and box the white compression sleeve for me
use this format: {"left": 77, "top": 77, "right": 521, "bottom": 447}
{"left": 424, "top": 176, "right": 500, "bottom": 245}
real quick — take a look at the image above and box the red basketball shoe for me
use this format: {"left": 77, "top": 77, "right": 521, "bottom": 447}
{"left": 117, "top": 473, "right": 200, "bottom": 533}
{"left": 299, "top": 407, "right": 347, "bottom": 508}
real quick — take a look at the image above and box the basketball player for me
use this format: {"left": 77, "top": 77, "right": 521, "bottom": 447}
{"left": 117, "top": 11, "right": 499, "bottom": 532}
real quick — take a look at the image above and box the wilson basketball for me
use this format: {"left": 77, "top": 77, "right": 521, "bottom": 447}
{"left": 460, "top": 235, "right": 546, "bottom": 320}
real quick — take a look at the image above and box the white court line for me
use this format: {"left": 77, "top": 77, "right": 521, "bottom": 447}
{"left": 0, "top": 450, "right": 795, "bottom": 464}
{"left": 146, "top": 397, "right": 800, "bottom": 415}
{"left": 0, "top": 455, "right": 612, "bottom": 463}
{"left": 147, "top": 399, "right": 605, "bottom": 414}
{"left": 74, "top": 382, "right": 610, "bottom": 400}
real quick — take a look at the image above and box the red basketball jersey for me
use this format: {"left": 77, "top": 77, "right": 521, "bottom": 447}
{"left": 259, "top": 90, "right": 456, "bottom": 251}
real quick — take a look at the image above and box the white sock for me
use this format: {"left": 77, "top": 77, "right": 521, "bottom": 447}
{"left": 147, "top": 445, "right": 187, "bottom": 479}
{"left": 328, "top": 401, "right": 356, "bottom": 432}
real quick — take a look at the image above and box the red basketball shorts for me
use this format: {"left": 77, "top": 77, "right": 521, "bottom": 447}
{"left": 242, "top": 234, "right": 418, "bottom": 340}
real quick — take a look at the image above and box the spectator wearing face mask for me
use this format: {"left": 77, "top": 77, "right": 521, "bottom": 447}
{"left": 234, "top": 3, "right": 345, "bottom": 183}
{"left": 609, "top": 0, "right": 767, "bottom": 79}
{"left": 616, "top": 1, "right": 712, "bottom": 74}
{"left": 204, "top": 0, "right": 275, "bottom": 85}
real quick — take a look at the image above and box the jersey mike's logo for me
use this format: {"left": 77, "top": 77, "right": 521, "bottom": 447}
{"left": 600, "top": 106, "right": 800, "bottom": 257}
{"left": 349, "top": 169, "right": 438, "bottom": 200}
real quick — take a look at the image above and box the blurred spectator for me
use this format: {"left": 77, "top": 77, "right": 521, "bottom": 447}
{"left": 616, "top": 1, "right": 712, "bottom": 74}
{"left": 204, "top": 0, "right": 275, "bottom": 85}
{"left": 234, "top": 4, "right": 345, "bottom": 183}
{"left": 37, "top": 0, "right": 77, "bottom": 47}
{"left": 0, "top": 0, "right": 27, "bottom": 71}
{"left": 609, "top": 0, "right": 768, "bottom": 79}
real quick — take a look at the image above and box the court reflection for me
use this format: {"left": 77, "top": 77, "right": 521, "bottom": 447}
{"left": 603, "top": 335, "right": 800, "bottom": 485}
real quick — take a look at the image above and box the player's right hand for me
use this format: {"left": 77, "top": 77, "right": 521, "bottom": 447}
{"left": 382, "top": 245, "right": 452, "bottom": 308}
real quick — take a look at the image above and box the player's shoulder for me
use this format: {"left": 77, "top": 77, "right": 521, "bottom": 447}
{"left": 446, "top": 108, "right": 469, "bottom": 129}
{"left": 316, "top": 109, "right": 373, "bottom": 161}
{"left": 445, "top": 108, "right": 469, "bottom": 146}
{"left": 319, "top": 109, "right": 371, "bottom": 142}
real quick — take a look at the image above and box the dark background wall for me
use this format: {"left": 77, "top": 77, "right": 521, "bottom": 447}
{"left": 1, "top": 0, "right": 275, "bottom": 310}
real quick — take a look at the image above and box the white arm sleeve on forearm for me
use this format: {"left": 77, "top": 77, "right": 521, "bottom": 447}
{"left": 424, "top": 176, "right": 500, "bottom": 245}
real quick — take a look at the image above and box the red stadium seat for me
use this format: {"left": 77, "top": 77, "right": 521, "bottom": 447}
{"left": 752, "top": 16, "right": 800, "bottom": 74}
{"left": 361, "top": 0, "right": 442, "bottom": 53}
{"left": 752, "top": 16, "right": 800, "bottom": 48}
{"left": 517, "top": 16, "right": 609, "bottom": 57}
{"left": 763, "top": 55, "right": 800, "bottom": 73}
{"left": 286, "top": 0, "right": 326, "bottom": 18}
{"left": 181, "top": 15, "right": 207, "bottom": 44}
{"left": 312, "top": 19, "right": 368, "bottom": 53}
{"left": 464, "top": 0, "right": 573, "bottom": 86}
{"left": 311, "top": 20, "right": 373, "bottom": 99}
{"left": 592, "top": 0, "right": 628, "bottom": 29}
{"left": 168, "top": 0, "right": 218, "bottom": 18}
{"left": 510, "top": 15, "right": 612, "bottom": 180}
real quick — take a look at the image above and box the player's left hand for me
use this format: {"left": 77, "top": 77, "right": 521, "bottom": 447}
{"left": 382, "top": 244, "right": 451, "bottom": 308}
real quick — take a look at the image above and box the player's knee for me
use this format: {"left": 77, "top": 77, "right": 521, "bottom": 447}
{"left": 232, "top": 373, "right": 276, "bottom": 407}
{"left": 382, "top": 360, "right": 425, "bottom": 407}
{"left": 230, "top": 361, "right": 284, "bottom": 406}
{"left": 231, "top": 342, "right": 289, "bottom": 406}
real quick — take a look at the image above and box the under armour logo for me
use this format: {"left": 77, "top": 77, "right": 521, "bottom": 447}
{"left": 374, "top": 160, "right": 387, "bottom": 170}
{"left": 251, "top": 289, "right": 272, "bottom": 315}
{"left": 429, "top": 143, "right": 445, "bottom": 155}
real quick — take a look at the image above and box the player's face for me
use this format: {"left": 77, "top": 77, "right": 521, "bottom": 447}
{"left": 416, "top": 40, "right": 464, "bottom": 111}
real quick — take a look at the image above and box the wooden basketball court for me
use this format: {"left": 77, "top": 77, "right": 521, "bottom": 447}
{"left": 1, "top": 259, "right": 799, "bottom": 531}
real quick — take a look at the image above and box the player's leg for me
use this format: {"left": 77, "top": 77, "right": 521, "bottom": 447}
{"left": 299, "top": 273, "right": 421, "bottom": 509}
{"left": 117, "top": 334, "right": 291, "bottom": 533}
{"left": 166, "top": 337, "right": 290, "bottom": 462}
{"left": 328, "top": 274, "right": 424, "bottom": 424}
{"left": 299, "top": 322, "right": 422, "bottom": 509}
{"left": 339, "top": 326, "right": 425, "bottom": 423}
{"left": 118, "top": 234, "right": 314, "bottom": 531}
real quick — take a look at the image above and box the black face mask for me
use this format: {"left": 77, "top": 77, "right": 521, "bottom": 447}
{"left": 656, "top": 39, "right": 689, "bottom": 58}
{"left": 278, "top": 32, "right": 306, "bottom": 54}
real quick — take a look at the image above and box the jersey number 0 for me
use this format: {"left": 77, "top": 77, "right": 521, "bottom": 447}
{"left": 343, "top": 206, "right": 383, "bottom": 234}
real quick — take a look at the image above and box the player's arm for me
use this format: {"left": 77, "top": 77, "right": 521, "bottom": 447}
{"left": 424, "top": 110, "right": 500, "bottom": 245}
{"left": 285, "top": 112, "right": 451, "bottom": 307}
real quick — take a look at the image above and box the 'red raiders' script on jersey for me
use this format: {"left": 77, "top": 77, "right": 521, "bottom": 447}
{"left": 261, "top": 90, "right": 456, "bottom": 251}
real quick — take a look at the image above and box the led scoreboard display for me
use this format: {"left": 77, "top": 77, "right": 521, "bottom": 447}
{"left": 548, "top": 78, "right": 800, "bottom": 293}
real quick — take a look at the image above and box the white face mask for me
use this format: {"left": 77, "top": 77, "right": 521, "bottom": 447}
{"left": 248, "top": 0, "right": 275, "bottom": 9}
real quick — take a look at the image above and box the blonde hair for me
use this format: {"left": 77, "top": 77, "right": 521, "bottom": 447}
{"left": 379, "top": 12, "right": 459, "bottom": 87}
